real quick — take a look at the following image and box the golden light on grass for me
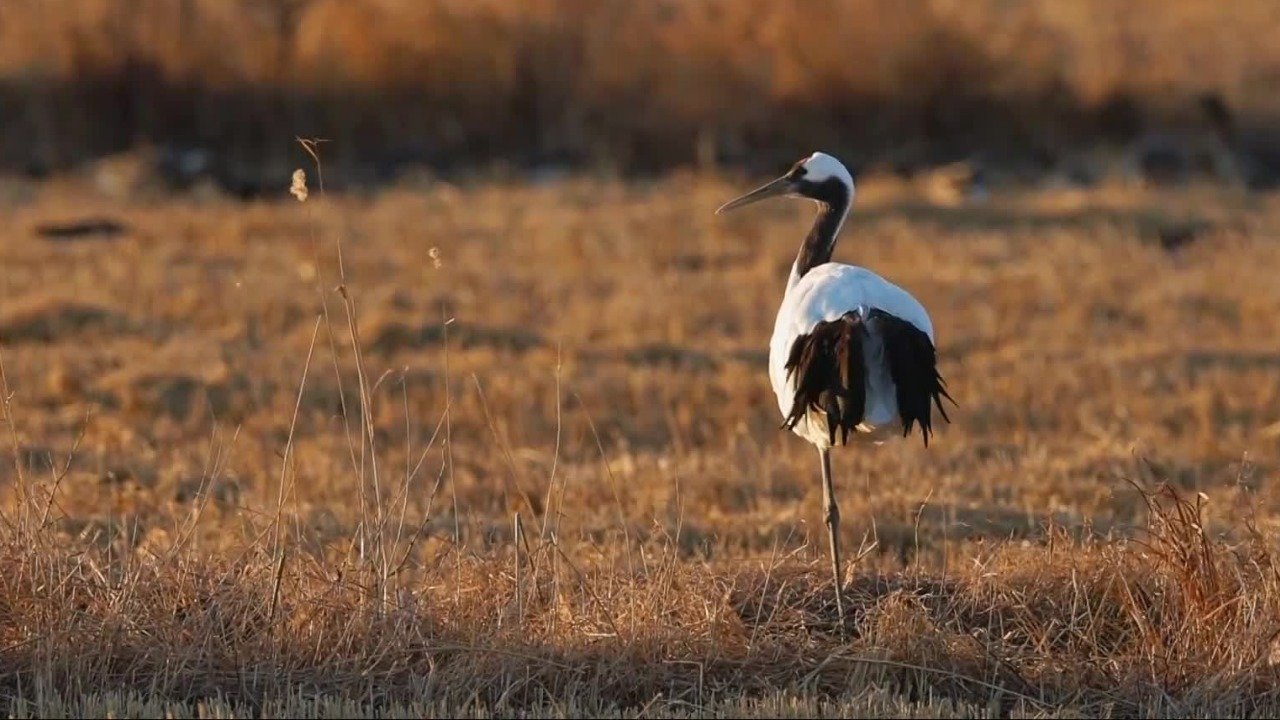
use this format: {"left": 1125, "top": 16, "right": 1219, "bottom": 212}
{"left": 0, "top": 172, "right": 1277, "bottom": 717}
{"left": 6, "top": 2, "right": 1280, "bottom": 714}
{"left": 2, "top": 1, "right": 1279, "bottom": 178}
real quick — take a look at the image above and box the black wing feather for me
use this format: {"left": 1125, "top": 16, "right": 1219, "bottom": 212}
{"left": 782, "top": 313, "right": 866, "bottom": 446}
{"left": 869, "top": 309, "right": 955, "bottom": 447}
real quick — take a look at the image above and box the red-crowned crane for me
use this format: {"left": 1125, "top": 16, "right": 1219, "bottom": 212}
{"left": 717, "top": 152, "right": 954, "bottom": 623}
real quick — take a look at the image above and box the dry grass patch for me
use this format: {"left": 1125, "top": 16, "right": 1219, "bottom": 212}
{"left": 5, "top": 0, "right": 1280, "bottom": 179}
{"left": 1, "top": 482, "right": 1279, "bottom": 716}
{"left": 0, "top": 172, "right": 1277, "bottom": 715}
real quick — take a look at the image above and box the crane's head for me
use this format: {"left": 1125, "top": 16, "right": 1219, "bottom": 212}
{"left": 716, "top": 152, "right": 855, "bottom": 215}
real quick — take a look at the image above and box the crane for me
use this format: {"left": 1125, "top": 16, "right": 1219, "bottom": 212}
{"left": 716, "top": 152, "right": 954, "bottom": 623}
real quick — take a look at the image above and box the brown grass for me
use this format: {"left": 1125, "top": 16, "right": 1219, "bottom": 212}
{"left": 0, "top": 161, "right": 1279, "bottom": 716}
{"left": 5, "top": 0, "right": 1280, "bottom": 181}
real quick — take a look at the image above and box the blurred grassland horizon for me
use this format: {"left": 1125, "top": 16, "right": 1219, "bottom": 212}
{"left": 4, "top": 0, "right": 1280, "bottom": 193}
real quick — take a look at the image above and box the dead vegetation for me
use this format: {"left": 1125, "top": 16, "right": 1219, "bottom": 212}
{"left": 5, "top": 0, "right": 1280, "bottom": 188}
{"left": 2, "top": 464, "right": 1280, "bottom": 717}
{"left": 0, "top": 165, "right": 1278, "bottom": 716}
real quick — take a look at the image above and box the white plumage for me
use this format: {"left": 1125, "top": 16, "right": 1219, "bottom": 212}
{"left": 769, "top": 263, "right": 936, "bottom": 448}
{"left": 788, "top": 151, "right": 853, "bottom": 186}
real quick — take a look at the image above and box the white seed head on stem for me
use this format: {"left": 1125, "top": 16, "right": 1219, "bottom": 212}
{"left": 290, "top": 169, "right": 308, "bottom": 202}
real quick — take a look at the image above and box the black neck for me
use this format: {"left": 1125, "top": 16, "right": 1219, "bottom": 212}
{"left": 792, "top": 179, "right": 851, "bottom": 281}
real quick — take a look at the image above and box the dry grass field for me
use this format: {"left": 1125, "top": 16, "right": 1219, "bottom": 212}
{"left": 6, "top": 0, "right": 1280, "bottom": 185}
{"left": 0, "top": 157, "right": 1278, "bottom": 717}
{"left": 5, "top": 1, "right": 1280, "bottom": 716}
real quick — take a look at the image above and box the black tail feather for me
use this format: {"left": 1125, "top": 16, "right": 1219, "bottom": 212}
{"left": 782, "top": 310, "right": 954, "bottom": 448}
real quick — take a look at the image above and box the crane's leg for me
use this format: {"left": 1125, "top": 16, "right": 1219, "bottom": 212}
{"left": 820, "top": 447, "right": 846, "bottom": 626}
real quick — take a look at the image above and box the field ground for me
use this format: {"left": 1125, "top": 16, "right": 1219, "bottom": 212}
{"left": 0, "top": 166, "right": 1279, "bottom": 717}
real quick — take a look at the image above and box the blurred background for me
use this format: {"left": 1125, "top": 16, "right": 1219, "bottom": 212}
{"left": 5, "top": 0, "right": 1280, "bottom": 196}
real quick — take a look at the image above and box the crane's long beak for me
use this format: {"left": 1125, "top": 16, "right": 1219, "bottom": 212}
{"left": 715, "top": 175, "right": 794, "bottom": 215}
